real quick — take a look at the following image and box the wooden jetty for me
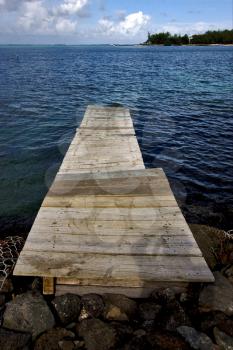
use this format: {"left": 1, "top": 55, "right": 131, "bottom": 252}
{"left": 14, "top": 106, "right": 214, "bottom": 296}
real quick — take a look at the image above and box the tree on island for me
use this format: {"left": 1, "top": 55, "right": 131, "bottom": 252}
{"left": 144, "top": 29, "right": 233, "bottom": 45}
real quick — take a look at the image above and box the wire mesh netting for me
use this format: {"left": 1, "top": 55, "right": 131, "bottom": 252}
{"left": 0, "top": 236, "right": 24, "bottom": 290}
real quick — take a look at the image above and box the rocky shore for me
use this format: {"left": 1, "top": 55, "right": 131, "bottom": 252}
{"left": 0, "top": 224, "right": 232, "bottom": 350}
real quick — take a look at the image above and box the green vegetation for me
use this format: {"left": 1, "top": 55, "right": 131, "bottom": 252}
{"left": 191, "top": 29, "right": 233, "bottom": 45}
{"left": 144, "top": 29, "right": 233, "bottom": 46}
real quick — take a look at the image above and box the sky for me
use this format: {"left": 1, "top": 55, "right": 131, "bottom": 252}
{"left": 0, "top": 0, "right": 232, "bottom": 44}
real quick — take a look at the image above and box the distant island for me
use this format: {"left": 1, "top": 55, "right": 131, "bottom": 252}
{"left": 143, "top": 29, "right": 233, "bottom": 46}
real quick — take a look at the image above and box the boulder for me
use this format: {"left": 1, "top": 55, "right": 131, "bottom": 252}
{"left": 138, "top": 302, "right": 161, "bottom": 320}
{"left": 79, "top": 294, "right": 104, "bottom": 320}
{"left": 111, "top": 322, "right": 133, "bottom": 343}
{"left": 0, "top": 294, "right": 5, "bottom": 307}
{"left": 165, "top": 300, "right": 191, "bottom": 331}
{"left": 189, "top": 224, "right": 233, "bottom": 268}
{"left": 218, "top": 319, "right": 233, "bottom": 338}
{"left": 123, "top": 336, "right": 150, "bottom": 350}
{"left": 58, "top": 340, "right": 75, "bottom": 350}
{"left": 0, "top": 328, "right": 31, "bottom": 350}
{"left": 151, "top": 288, "right": 176, "bottom": 304}
{"left": 200, "top": 311, "right": 228, "bottom": 332}
{"left": 103, "top": 293, "right": 137, "bottom": 321}
{"left": 34, "top": 328, "right": 75, "bottom": 350}
{"left": 177, "top": 326, "right": 214, "bottom": 350}
{"left": 214, "top": 327, "right": 233, "bottom": 350}
{"left": 79, "top": 319, "right": 117, "bottom": 350}
{"left": 52, "top": 294, "right": 81, "bottom": 325}
{"left": 3, "top": 291, "right": 55, "bottom": 340}
{"left": 199, "top": 272, "right": 233, "bottom": 316}
{"left": 147, "top": 330, "right": 190, "bottom": 350}
{"left": 222, "top": 265, "right": 233, "bottom": 285}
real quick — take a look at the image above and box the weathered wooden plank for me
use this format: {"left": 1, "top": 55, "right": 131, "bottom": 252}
{"left": 55, "top": 284, "right": 188, "bottom": 298}
{"left": 43, "top": 277, "right": 55, "bottom": 295}
{"left": 23, "top": 233, "right": 201, "bottom": 256}
{"left": 14, "top": 252, "right": 214, "bottom": 283}
{"left": 35, "top": 207, "right": 184, "bottom": 222}
{"left": 28, "top": 221, "right": 192, "bottom": 236}
{"left": 43, "top": 195, "right": 177, "bottom": 209}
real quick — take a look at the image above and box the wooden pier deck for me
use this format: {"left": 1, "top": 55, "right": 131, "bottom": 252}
{"left": 14, "top": 106, "right": 214, "bottom": 296}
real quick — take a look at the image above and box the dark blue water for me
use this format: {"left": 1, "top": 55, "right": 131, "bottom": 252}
{"left": 0, "top": 45, "right": 233, "bottom": 236}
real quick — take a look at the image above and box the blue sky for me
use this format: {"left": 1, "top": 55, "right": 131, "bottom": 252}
{"left": 0, "top": 0, "right": 232, "bottom": 44}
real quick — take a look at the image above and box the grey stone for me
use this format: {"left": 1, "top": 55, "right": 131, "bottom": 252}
{"left": 222, "top": 265, "right": 233, "bottom": 285}
{"left": 218, "top": 319, "right": 233, "bottom": 338}
{"left": 103, "top": 293, "right": 137, "bottom": 321}
{"left": 58, "top": 340, "right": 75, "bottom": 350}
{"left": 79, "top": 319, "right": 117, "bottom": 350}
{"left": 52, "top": 294, "right": 81, "bottom": 325}
{"left": 147, "top": 330, "right": 190, "bottom": 350}
{"left": 79, "top": 294, "right": 104, "bottom": 320}
{"left": 1, "top": 279, "right": 13, "bottom": 293}
{"left": 138, "top": 302, "right": 161, "bottom": 320}
{"left": 199, "top": 272, "right": 233, "bottom": 316}
{"left": 177, "top": 326, "right": 214, "bottom": 350}
{"left": 34, "top": 328, "right": 75, "bottom": 350}
{"left": 214, "top": 327, "right": 233, "bottom": 350}
{"left": 0, "top": 328, "right": 31, "bottom": 350}
{"left": 189, "top": 224, "right": 223, "bottom": 269}
{"left": 151, "top": 287, "right": 176, "bottom": 304}
{"left": 165, "top": 300, "right": 191, "bottom": 331}
{"left": 0, "top": 294, "right": 5, "bottom": 306}
{"left": 3, "top": 291, "right": 55, "bottom": 340}
{"left": 200, "top": 311, "right": 228, "bottom": 332}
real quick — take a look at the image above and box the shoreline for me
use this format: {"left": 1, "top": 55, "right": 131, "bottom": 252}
{"left": 141, "top": 43, "right": 233, "bottom": 47}
{"left": 0, "top": 223, "right": 232, "bottom": 349}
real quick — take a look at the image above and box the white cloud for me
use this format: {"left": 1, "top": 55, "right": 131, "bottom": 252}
{"left": 0, "top": 0, "right": 40, "bottom": 12}
{"left": 58, "top": 0, "right": 89, "bottom": 16}
{"left": 55, "top": 18, "right": 77, "bottom": 33}
{"left": 17, "top": 0, "right": 78, "bottom": 34}
{"left": 99, "top": 11, "right": 150, "bottom": 36}
{"left": 157, "top": 21, "right": 228, "bottom": 35}
{"left": 118, "top": 11, "right": 150, "bottom": 35}
{"left": 18, "top": 0, "right": 50, "bottom": 32}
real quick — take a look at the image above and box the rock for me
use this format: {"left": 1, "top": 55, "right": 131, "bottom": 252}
{"left": 123, "top": 336, "right": 150, "bottom": 350}
{"left": 58, "top": 340, "right": 75, "bottom": 350}
{"left": 0, "top": 294, "right": 5, "bottom": 306}
{"left": 0, "top": 328, "right": 31, "bottom": 350}
{"left": 180, "top": 292, "right": 189, "bottom": 303}
{"left": 164, "top": 300, "right": 191, "bottom": 331}
{"left": 0, "top": 279, "right": 13, "bottom": 293}
{"left": 79, "top": 294, "right": 104, "bottom": 320}
{"left": 177, "top": 326, "right": 214, "bottom": 350}
{"left": 147, "top": 330, "right": 190, "bottom": 350}
{"left": 105, "top": 304, "right": 129, "bottom": 321}
{"left": 199, "top": 272, "right": 233, "bottom": 316}
{"left": 34, "top": 328, "right": 75, "bottom": 350}
{"left": 52, "top": 294, "right": 81, "bottom": 325}
{"left": 222, "top": 265, "right": 233, "bottom": 285}
{"left": 138, "top": 302, "right": 161, "bottom": 320}
{"left": 73, "top": 340, "right": 85, "bottom": 349}
{"left": 79, "top": 319, "right": 117, "bottom": 350}
{"left": 103, "top": 294, "right": 137, "bottom": 321}
{"left": 3, "top": 291, "right": 55, "bottom": 340}
{"left": 151, "top": 288, "right": 176, "bottom": 304}
{"left": 134, "top": 329, "right": 147, "bottom": 337}
{"left": 189, "top": 225, "right": 223, "bottom": 269}
{"left": 214, "top": 327, "right": 233, "bottom": 350}
{"left": 111, "top": 322, "right": 133, "bottom": 343}
{"left": 200, "top": 311, "right": 228, "bottom": 332}
{"left": 218, "top": 319, "right": 233, "bottom": 338}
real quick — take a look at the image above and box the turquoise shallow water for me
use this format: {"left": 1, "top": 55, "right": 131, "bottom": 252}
{"left": 0, "top": 45, "right": 233, "bottom": 236}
